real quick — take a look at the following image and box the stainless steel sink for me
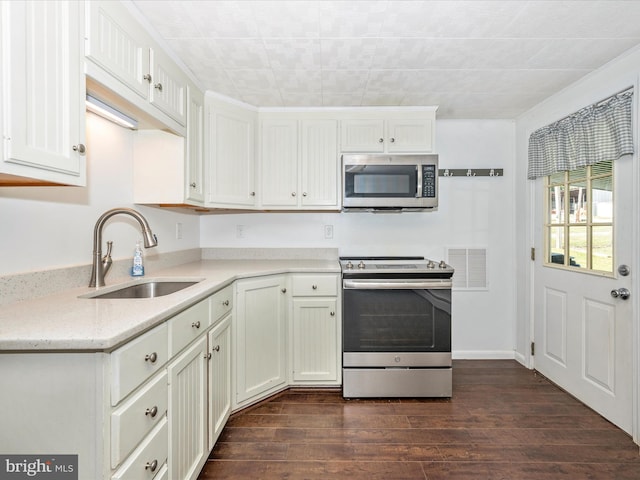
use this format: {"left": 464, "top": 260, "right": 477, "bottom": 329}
{"left": 85, "top": 281, "right": 199, "bottom": 299}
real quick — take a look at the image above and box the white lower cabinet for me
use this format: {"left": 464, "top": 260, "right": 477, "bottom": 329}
{"left": 290, "top": 274, "right": 341, "bottom": 385}
{"left": 235, "top": 275, "right": 288, "bottom": 407}
{"left": 168, "top": 336, "right": 208, "bottom": 480}
{"left": 208, "top": 314, "right": 232, "bottom": 449}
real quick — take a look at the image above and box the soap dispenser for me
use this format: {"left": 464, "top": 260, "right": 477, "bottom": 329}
{"left": 131, "top": 240, "right": 145, "bottom": 277}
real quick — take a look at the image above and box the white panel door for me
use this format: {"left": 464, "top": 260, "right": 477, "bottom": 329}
{"left": 208, "top": 314, "right": 231, "bottom": 450}
{"left": 340, "top": 119, "right": 384, "bottom": 152}
{"left": 532, "top": 155, "right": 634, "bottom": 433}
{"left": 386, "top": 118, "right": 434, "bottom": 152}
{"left": 3, "top": 0, "right": 85, "bottom": 184}
{"left": 149, "top": 47, "right": 186, "bottom": 126}
{"left": 186, "top": 86, "right": 204, "bottom": 204}
{"left": 301, "top": 119, "right": 339, "bottom": 208}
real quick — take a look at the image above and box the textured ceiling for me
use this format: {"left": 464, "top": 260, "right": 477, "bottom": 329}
{"left": 131, "top": 0, "right": 640, "bottom": 118}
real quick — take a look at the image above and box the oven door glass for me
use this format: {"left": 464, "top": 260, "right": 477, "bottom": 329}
{"left": 344, "top": 164, "right": 417, "bottom": 198}
{"left": 343, "top": 288, "right": 451, "bottom": 352}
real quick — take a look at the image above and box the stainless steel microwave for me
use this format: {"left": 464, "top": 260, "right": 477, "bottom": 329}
{"left": 342, "top": 154, "right": 439, "bottom": 212}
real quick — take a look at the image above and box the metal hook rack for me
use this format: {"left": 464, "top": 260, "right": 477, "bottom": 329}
{"left": 439, "top": 168, "right": 504, "bottom": 177}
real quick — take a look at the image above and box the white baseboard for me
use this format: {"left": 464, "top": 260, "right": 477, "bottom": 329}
{"left": 452, "top": 350, "right": 516, "bottom": 360}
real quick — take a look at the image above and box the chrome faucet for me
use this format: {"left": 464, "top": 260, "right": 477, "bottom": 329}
{"left": 89, "top": 208, "right": 158, "bottom": 287}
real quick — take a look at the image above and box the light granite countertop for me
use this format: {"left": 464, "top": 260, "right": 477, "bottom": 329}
{"left": 0, "top": 259, "right": 340, "bottom": 352}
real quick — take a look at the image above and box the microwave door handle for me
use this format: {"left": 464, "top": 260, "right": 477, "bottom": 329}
{"left": 416, "top": 165, "right": 423, "bottom": 198}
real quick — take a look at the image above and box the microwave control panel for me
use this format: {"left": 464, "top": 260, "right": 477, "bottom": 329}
{"left": 422, "top": 165, "right": 437, "bottom": 197}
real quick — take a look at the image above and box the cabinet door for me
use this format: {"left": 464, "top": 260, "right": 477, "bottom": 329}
{"left": 259, "top": 119, "right": 298, "bottom": 207}
{"left": 300, "top": 119, "right": 339, "bottom": 208}
{"left": 291, "top": 298, "right": 338, "bottom": 383}
{"left": 2, "top": 0, "right": 86, "bottom": 186}
{"left": 207, "top": 108, "right": 256, "bottom": 207}
{"left": 207, "top": 314, "right": 232, "bottom": 450}
{"left": 85, "top": 0, "right": 150, "bottom": 99}
{"left": 340, "top": 119, "right": 384, "bottom": 153}
{"left": 168, "top": 336, "right": 207, "bottom": 480}
{"left": 235, "top": 276, "right": 287, "bottom": 405}
{"left": 185, "top": 86, "right": 205, "bottom": 204}
{"left": 149, "top": 47, "right": 187, "bottom": 126}
{"left": 386, "top": 118, "right": 434, "bottom": 152}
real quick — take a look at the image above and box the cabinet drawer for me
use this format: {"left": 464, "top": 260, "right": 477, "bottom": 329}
{"left": 112, "top": 324, "right": 168, "bottom": 406}
{"left": 168, "top": 299, "right": 210, "bottom": 357}
{"left": 111, "top": 417, "right": 168, "bottom": 480}
{"left": 211, "top": 284, "right": 233, "bottom": 321}
{"left": 291, "top": 274, "right": 338, "bottom": 297}
{"left": 111, "top": 370, "right": 168, "bottom": 468}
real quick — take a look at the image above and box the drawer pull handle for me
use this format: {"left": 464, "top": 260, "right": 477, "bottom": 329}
{"left": 213, "top": 345, "right": 220, "bottom": 352}
{"left": 312, "top": 285, "right": 318, "bottom": 290}
{"left": 145, "top": 406, "right": 158, "bottom": 418}
{"left": 145, "top": 459, "right": 158, "bottom": 472}
{"left": 223, "top": 300, "right": 230, "bottom": 306}
{"left": 330, "top": 311, "right": 335, "bottom": 316}
{"left": 144, "top": 352, "right": 158, "bottom": 363}
{"left": 192, "top": 321, "right": 201, "bottom": 329}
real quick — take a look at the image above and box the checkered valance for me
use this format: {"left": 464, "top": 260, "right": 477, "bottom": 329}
{"left": 527, "top": 90, "right": 634, "bottom": 180}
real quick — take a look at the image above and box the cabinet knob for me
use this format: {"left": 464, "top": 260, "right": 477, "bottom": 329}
{"left": 72, "top": 144, "right": 86, "bottom": 154}
{"left": 312, "top": 285, "right": 318, "bottom": 290}
{"left": 291, "top": 192, "right": 296, "bottom": 197}
{"left": 250, "top": 191, "right": 256, "bottom": 196}
{"left": 144, "top": 352, "right": 158, "bottom": 363}
{"left": 281, "top": 288, "right": 287, "bottom": 294}
{"left": 330, "top": 311, "right": 335, "bottom": 316}
{"left": 213, "top": 345, "right": 221, "bottom": 352}
{"left": 143, "top": 73, "right": 152, "bottom": 83}
{"left": 145, "top": 459, "right": 158, "bottom": 472}
{"left": 205, "top": 352, "right": 212, "bottom": 360}
{"left": 390, "top": 137, "right": 395, "bottom": 143}
{"left": 190, "top": 182, "right": 197, "bottom": 188}
{"left": 378, "top": 138, "right": 384, "bottom": 143}
{"left": 145, "top": 406, "right": 158, "bottom": 418}
{"left": 223, "top": 300, "right": 230, "bottom": 306}
{"left": 302, "top": 192, "right": 308, "bottom": 197}
{"left": 154, "top": 83, "right": 163, "bottom": 92}
{"left": 192, "top": 321, "right": 201, "bottom": 329}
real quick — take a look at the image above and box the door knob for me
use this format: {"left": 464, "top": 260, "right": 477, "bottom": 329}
{"left": 610, "top": 288, "right": 630, "bottom": 300}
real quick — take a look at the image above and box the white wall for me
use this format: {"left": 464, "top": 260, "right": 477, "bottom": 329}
{"left": 200, "top": 119, "right": 517, "bottom": 357}
{"left": 0, "top": 113, "right": 200, "bottom": 276}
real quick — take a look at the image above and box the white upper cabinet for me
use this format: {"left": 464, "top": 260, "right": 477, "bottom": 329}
{"left": 300, "top": 119, "right": 339, "bottom": 208}
{"left": 259, "top": 118, "right": 299, "bottom": 208}
{"left": 341, "top": 112, "right": 436, "bottom": 153}
{"left": 0, "top": 0, "right": 86, "bottom": 186}
{"left": 259, "top": 116, "right": 339, "bottom": 210}
{"left": 206, "top": 97, "right": 257, "bottom": 208}
{"left": 185, "top": 85, "right": 205, "bottom": 204}
{"left": 85, "top": 0, "right": 187, "bottom": 128}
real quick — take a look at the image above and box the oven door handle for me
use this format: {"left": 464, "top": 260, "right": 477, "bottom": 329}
{"left": 343, "top": 279, "right": 452, "bottom": 290}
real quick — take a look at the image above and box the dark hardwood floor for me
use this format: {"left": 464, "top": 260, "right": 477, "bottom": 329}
{"left": 197, "top": 360, "right": 640, "bottom": 479}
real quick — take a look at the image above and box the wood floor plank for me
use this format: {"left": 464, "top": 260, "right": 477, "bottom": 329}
{"left": 198, "top": 360, "right": 639, "bottom": 480}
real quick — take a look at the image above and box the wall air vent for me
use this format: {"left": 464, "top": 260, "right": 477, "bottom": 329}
{"left": 447, "top": 247, "right": 488, "bottom": 290}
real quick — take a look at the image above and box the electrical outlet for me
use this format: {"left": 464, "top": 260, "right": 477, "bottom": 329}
{"left": 175, "top": 222, "right": 182, "bottom": 239}
{"left": 324, "top": 224, "right": 334, "bottom": 239}
{"left": 236, "top": 225, "right": 245, "bottom": 238}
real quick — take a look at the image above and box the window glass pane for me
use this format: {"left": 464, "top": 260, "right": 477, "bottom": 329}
{"left": 592, "top": 177, "right": 613, "bottom": 224}
{"left": 548, "top": 186, "right": 565, "bottom": 223}
{"left": 569, "top": 166, "right": 587, "bottom": 181}
{"left": 568, "top": 226, "right": 587, "bottom": 269}
{"left": 592, "top": 226, "right": 613, "bottom": 273}
{"left": 549, "top": 226, "right": 565, "bottom": 265}
{"left": 569, "top": 183, "right": 587, "bottom": 223}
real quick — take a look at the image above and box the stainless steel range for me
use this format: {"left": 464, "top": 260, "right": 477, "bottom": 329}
{"left": 340, "top": 256, "right": 453, "bottom": 398}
